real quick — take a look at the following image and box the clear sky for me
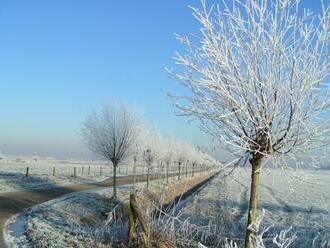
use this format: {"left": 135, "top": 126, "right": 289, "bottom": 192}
{"left": 0, "top": 0, "right": 325, "bottom": 159}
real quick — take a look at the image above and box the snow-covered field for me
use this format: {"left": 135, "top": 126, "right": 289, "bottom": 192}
{"left": 0, "top": 157, "right": 145, "bottom": 193}
{"left": 5, "top": 186, "right": 129, "bottom": 247}
{"left": 4, "top": 178, "right": 174, "bottom": 248}
{"left": 178, "top": 167, "right": 330, "bottom": 247}
{"left": 4, "top": 166, "right": 329, "bottom": 247}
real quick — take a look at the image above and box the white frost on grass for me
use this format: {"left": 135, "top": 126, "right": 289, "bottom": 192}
{"left": 177, "top": 167, "right": 330, "bottom": 248}
{"left": 4, "top": 179, "right": 168, "bottom": 248}
{"left": 6, "top": 168, "right": 327, "bottom": 247}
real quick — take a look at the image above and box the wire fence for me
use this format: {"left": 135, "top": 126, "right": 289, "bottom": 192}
{"left": 0, "top": 159, "right": 214, "bottom": 181}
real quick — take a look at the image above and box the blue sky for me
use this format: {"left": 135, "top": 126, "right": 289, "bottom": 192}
{"left": 0, "top": 0, "right": 325, "bottom": 158}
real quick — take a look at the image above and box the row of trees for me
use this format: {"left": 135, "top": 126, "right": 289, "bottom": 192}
{"left": 81, "top": 103, "right": 216, "bottom": 199}
{"left": 138, "top": 128, "right": 216, "bottom": 188}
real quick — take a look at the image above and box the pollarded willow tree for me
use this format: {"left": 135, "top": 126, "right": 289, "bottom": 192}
{"left": 141, "top": 129, "right": 163, "bottom": 188}
{"left": 81, "top": 103, "right": 140, "bottom": 199}
{"left": 169, "top": 0, "right": 330, "bottom": 247}
{"left": 163, "top": 136, "right": 177, "bottom": 183}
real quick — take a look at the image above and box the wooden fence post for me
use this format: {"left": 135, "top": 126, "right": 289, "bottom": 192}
{"left": 128, "top": 192, "right": 149, "bottom": 246}
{"left": 88, "top": 166, "right": 91, "bottom": 176}
{"left": 53, "top": 167, "right": 56, "bottom": 177}
{"left": 81, "top": 167, "right": 84, "bottom": 176}
{"left": 100, "top": 166, "right": 103, "bottom": 176}
{"left": 26, "top": 167, "right": 29, "bottom": 177}
{"left": 74, "top": 167, "right": 77, "bottom": 178}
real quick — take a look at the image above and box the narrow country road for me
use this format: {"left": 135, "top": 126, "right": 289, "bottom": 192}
{"left": 0, "top": 173, "right": 166, "bottom": 247}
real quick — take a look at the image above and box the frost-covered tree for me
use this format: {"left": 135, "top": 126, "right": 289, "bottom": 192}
{"left": 143, "top": 148, "right": 155, "bottom": 189}
{"left": 132, "top": 142, "right": 140, "bottom": 185}
{"left": 190, "top": 149, "right": 205, "bottom": 177}
{"left": 141, "top": 129, "right": 163, "bottom": 188}
{"left": 32, "top": 156, "right": 39, "bottom": 163}
{"left": 82, "top": 103, "right": 140, "bottom": 199}
{"left": 169, "top": 0, "right": 330, "bottom": 247}
{"left": 173, "top": 140, "right": 190, "bottom": 181}
{"left": 163, "top": 136, "right": 175, "bottom": 183}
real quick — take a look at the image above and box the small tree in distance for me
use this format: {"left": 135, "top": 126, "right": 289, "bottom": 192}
{"left": 163, "top": 136, "right": 175, "bottom": 183}
{"left": 143, "top": 149, "right": 154, "bottom": 189}
{"left": 169, "top": 0, "right": 329, "bottom": 247}
{"left": 82, "top": 103, "right": 140, "bottom": 199}
{"left": 174, "top": 141, "right": 188, "bottom": 181}
{"left": 141, "top": 129, "right": 162, "bottom": 189}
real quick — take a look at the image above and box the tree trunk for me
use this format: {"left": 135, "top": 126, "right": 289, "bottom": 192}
{"left": 113, "top": 162, "right": 118, "bottom": 199}
{"left": 158, "top": 161, "right": 162, "bottom": 181}
{"left": 192, "top": 163, "right": 195, "bottom": 177}
{"left": 147, "top": 165, "right": 150, "bottom": 189}
{"left": 245, "top": 155, "right": 263, "bottom": 248}
{"left": 166, "top": 161, "right": 170, "bottom": 184}
{"left": 178, "top": 162, "right": 181, "bottom": 181}
{"left": 133, "top": 156, "right": 137, "bottom": 185}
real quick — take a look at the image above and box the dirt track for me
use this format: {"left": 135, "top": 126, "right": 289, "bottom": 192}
{"left": 0, "top": 174, "right": 164, "bottom": 247}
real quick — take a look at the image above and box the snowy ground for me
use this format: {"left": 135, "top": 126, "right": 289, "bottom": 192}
{"left": 0, "top": 157, "right": 147, "bottom": 193}
{"left": 4, "top": 178, "right": 172, "bottom": 248}
{"left": 177, "top": 167, "right": 330, "bottom": 248}
{"left": 5, "top": 186, "right": 129, "bottom": 247}
{"left": 5, "top": 166, "right": 328, "bottom": 247}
